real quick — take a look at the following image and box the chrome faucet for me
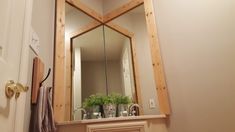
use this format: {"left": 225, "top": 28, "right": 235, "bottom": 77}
{"left": 129, "top": 103, "right": 141, "bottom": 116}
{"left": 73, "top": 107, "right": 87, "bottom": 120}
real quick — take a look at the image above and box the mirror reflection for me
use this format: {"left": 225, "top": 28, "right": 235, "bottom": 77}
{"left": 104, "top": 26, "right": 136, "bottom": 100}
{"left": 108, "top": 5, "right": 159, "bottom": 116}
{"left": 72, "top": 26, "right": 106, "bottom": 120}
{"left": 65, "top": 2, "right": 160, "bottom": 121}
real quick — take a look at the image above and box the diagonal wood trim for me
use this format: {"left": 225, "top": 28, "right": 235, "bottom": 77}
{"left": 66, "top": 0, "right": 103, "bottom": 22}
{"left": 105, "top": 22, "right": 134, "bottom": 37}
{"left": 103, "top": 0, "right": 144, "bottom": 23}
{"left": 54, "top": 0, "right": 66, "bottom": 122}
{"left": 69, "top": 20, "right": 102, "bottom": 39}
{"left": 105, "top": 22, "right": 143, "bottom": 115}
{"left": 144, "top": 0, "right": 171, "bottom": 114}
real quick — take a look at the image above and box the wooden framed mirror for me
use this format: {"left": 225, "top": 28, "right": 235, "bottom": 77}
{"left": 54, "top": 0, "right": 171, "bottom": 122}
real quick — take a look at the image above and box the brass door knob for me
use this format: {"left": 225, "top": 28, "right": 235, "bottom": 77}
{"left": 5, "top": 80, "right": 29, "bottom": 99}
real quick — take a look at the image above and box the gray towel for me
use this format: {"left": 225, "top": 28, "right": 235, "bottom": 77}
{"left": 29, "top": 86, "right": 56, "bottom": 132}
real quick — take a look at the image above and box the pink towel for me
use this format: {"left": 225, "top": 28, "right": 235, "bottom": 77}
{"left": 29, "top": 86, "right": 56, "bottom": 132}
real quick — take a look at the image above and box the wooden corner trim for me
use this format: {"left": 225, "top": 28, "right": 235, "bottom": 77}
{"left": 69, "top": 21, "right": 102, "bottom": 39}
{"left": 144, "top": 0, "right": 171, "bottom": 114}
{"left": 66, "top": 0, "right": 103, "bottom": 22}
{"left": 103, "top": 0, "right": 144, "bottom": 23}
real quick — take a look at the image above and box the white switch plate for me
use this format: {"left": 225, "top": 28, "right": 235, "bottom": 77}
{"left": 30, "top": 27, "right": 40, "bottom": 55}
{"left": 149, "top": 99, "right": 156, "bottom": 109}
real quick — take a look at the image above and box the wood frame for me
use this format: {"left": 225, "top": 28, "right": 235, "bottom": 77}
{"left": 103, "top": 0, "right": 144, "bottom": 23}
{"left": 144, "top": 0, "right": 171, "bottom": 114}
{"left": 66, "top": 0, "right": 103, "bottom": 22}
{"left": 54, "top": 0, "right": 66, "bottom": 122}
{"left": 69, "top": 20, "right": 102, "bottom": 39}
{"left": 54, "top": 0, "right": 171, "bottom": 122}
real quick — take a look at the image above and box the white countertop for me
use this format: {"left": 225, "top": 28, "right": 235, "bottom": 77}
{"left": 57, "top": 114, "right": 167, "bottom": 126}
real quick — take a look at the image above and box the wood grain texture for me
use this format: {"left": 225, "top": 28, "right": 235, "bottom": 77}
{"left": 31, "top": 57, "right": 44, "bottom": 104}
{"left": 103, "top": 0, "right": 144, "bottom": 23}
{"left": 143, "top": 0, "right": 171, "bottom": 114}
{"left": 54, "top": 0, "right": 66, "bottom": 122}
{"left": 105, "top": 22, "right": 143, "bottom": 115}
{"left": 66, "top": 0, "right": 103, "bottom": 22}
{"left": 54, "top": 0, "right": 171, "bottom": 122}
{"left": 65, "top": 38, "right": 72, "bottom": 121}
{"left": 105, "top": 22, "right": 134, "bottom": 37}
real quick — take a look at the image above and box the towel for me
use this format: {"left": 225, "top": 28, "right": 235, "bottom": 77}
{"left": 29, "top": 86, "right": 56, "bottom": 132}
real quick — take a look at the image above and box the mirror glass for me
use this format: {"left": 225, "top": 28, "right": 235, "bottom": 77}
{"left": 65, "top": 2, "right": 160, "bottom": 121}
{"left": 65, "top": 3, "right": 104, "bottom": 120}
{"left": 104, "top": 26, "right": 136, "bottom": 100}
{"left": 108, "top": 4, "right": 160, "bottom": 115}
{"left": 72, "top": 26, "right": 106, "bottom": 120}
{"left": 66, "top": 3, "right": 138, "bottom": 120}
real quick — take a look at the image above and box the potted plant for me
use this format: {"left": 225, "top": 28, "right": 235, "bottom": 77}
{"left": 115, "top": 94, "right": 132, "bottom": 117}
{"left": 83, "top": 94, "right": 103, "bottom": 119}
{"left": 102, "top": 94, "right": 117, "bottom": 118}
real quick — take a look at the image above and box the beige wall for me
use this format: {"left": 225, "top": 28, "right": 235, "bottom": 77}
{"left": 31, "top": 0, "right": 55, "bottom": 87}
{"left": 103, "top": 0, "right": 131, "bottom": 14}
{"left": 82, "top": 61, "right": 123, "bottom": 101}
{"left": 153, "top": 0, "right": 235, "bottom": 131}
{"left": 24, "top": 0, "right": 55, "bottom": 131}
{"left": 80, "top": 0, "right": 103, "bottom": 15}
{"left": 65, "top": 3, "right": 95, "bottom": 34}
{"left": 106, "top": 61, "right": 123, "bottom": 94}
{"left": 81, "top": 61, "right": 107, "bottom": 100}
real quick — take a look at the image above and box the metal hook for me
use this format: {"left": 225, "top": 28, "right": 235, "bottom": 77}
{"left": 40, "top": 68, "right": 51, "bottom": 87}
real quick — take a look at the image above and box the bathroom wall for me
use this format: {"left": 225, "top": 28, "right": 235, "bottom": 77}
{"left": 65, "top": 3, "right": 94, "bottom": 34}
{"left": 80, "top": 0, "right": 103, "bottom": 15}
{"left": 81, "top": 61, "right": 123, "bottom": 100}
{"left": 81, "top": 61, "right": 107, "bottom": 100}
{"left": 23, "top": 0, "right": 55, "bottom": 131}
{"left": 106, "top": 61, "right": 123, "bottom": 94}
{"left": 102, "top": 0, "right": 132, "bottom": 14}
{"left": 153, "top": 0, "right": 235, "bottom": 131}
{"left": 31, "top": 0, "right": 55, "bottom": 87}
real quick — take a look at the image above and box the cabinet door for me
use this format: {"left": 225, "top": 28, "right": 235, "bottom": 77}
{"left": 87, "top": 121, "right": 148, "bottom": 132}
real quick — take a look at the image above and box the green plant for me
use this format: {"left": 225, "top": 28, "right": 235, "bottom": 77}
{"left": 102, "top": 94, "right": 116, "bottom": 105}
{"left": 114, "top": 94, "right": 132, "bottom": 104}
{"left": 82, "top": 93, "right": 133, "bottom": 108}
{"left": 82, "top": 94, "right": 103, "bottom": 108}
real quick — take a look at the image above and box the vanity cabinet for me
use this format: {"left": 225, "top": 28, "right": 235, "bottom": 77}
{"left": 87, "top": 121, "right": 147, "bottom": 132}
{"left": 56, "top": 115, "right": 168, "bottom": 132}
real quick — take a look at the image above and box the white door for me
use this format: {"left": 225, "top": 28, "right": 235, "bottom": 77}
{"left": 122, "top": 48, "right": 133, "bottom": 97}
{"left": 0, "top": 0, "right": 33, "bottom": 132}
